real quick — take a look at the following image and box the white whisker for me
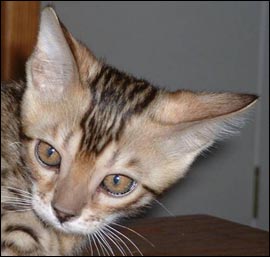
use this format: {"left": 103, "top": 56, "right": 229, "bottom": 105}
{"left": 154, "top": 199, "right": 175, "bottom": 217}
{"left": 2, "top": 202, "right": 32, "bottom": 207}
{"left": 1, "top": 193, "right": 33, "bottom": 201}
{"left": 112, "top": 222, "right": 155, "bottom": 248}
{"left": 1, "top": 196, "right": 32, "bottom": 202}
{"left": 96, "top": 230, "right": 110, "bottom": 256}
{"left": 96, "top": 230, "right": 111, "bottom": 256}
{"left": 95, "top": 232, "right": 106, "bottom": 256}
{"left": 106, "top": 225, "right": 143, "bottom": 256}
{"left": 1, "top": 186, "right": 32, "bottom": 196}
{"left": 87, "top": 235, "right": 93, "bottom": 257}
{"left": 102, "top": 228, "right": 126, "bottom": 256}
{"left": 99, "top": 229, "right": 115, "bottom": 256}
{"left": 92, "top": 233, "right": 101, "bottom": 256}
{"left": 105, "top": 226, "right": 133, "bottom": 256}
{"left": 3, "top": 209, "right": 32, "bottom": 213}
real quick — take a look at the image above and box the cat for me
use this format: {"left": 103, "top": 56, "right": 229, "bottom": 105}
{"left": 1, "top": 7, "right": 257, "bottom": 256}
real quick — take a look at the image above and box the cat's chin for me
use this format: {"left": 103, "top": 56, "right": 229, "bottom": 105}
{"left": 50, "top": 221, "right": 89, "bottom": 235}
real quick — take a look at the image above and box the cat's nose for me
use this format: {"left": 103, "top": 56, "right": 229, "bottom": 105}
{"left": 53, "top": 205, "right": 75, "bottom": 223}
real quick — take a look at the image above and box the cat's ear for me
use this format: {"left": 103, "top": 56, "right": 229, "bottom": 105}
{"left": 59, "top": 21, "right": 101, "bottom": 83}
{"left": 151, "top": 91, "right": 258, "bottom": 153}
{"left": 26, "top": 7, "right": 80, "bottom": 99}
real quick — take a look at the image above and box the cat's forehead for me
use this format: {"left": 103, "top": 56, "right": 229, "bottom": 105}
{"left": 79, "top": 65, "right": 157, "bottom": 155}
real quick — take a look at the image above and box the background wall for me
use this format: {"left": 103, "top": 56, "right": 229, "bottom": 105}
{"left": 42, "top": 1, "right": 269, "bottom": 230}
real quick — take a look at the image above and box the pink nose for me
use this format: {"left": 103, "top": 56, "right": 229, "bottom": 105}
{"left": 53, "top": 205, "right": 75, "bottom": 223}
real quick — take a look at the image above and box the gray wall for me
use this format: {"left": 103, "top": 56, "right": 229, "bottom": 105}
{"left": 42, "top": 1, "right": 269, "bottom": 230}
{"left": 256, "top": 2, "right": 269, "bottom": 230}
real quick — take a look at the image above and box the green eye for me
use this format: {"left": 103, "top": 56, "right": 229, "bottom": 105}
{"left": 36, "top": 141, "right": 61, "bottom": 168}
{"left": 101, "top": 174, "right": 137, "bottom": 197}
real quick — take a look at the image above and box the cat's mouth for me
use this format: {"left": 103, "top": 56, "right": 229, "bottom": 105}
{"left": 32, "top": 193, "right": 102, "bottom": 235}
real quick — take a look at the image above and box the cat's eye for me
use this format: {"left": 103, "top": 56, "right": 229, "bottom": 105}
{"left": 36, "top": 141, "right": 61, "bottom": 168}
{"left": 101, "top": 174, "right": 137, "bottom": 197}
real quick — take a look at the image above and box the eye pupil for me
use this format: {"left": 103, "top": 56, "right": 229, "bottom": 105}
{"left": 113, "top": 175, "right": 121, "bottom": 185}
{"left": 47, "top": 147, "right": 55, "bottom": 157}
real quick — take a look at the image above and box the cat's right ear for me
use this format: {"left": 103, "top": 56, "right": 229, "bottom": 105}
{"left": 26, "top": 7, "right": 79, "bottom": 100}
{"left": 149, "top": 90, "right": 257, "bottom": 153}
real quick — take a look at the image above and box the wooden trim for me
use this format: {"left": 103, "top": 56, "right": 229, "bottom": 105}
{"left": 1, "top": 1, "right": 40, "bottom": 81}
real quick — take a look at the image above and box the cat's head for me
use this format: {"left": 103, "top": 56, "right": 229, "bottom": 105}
{"left": 21, "top": 8, "right": 257, "bottom": 235}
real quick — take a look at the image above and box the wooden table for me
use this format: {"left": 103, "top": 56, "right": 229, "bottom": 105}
{"left": 83, "top": 215, "right": 269, "bottom": 256}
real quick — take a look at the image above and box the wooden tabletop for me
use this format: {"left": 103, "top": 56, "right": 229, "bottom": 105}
{"left": 83, "top": 215, "right": 269, "bottom": 256}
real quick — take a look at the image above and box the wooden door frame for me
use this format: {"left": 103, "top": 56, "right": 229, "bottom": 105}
{"left": 1, "top": 1, "right": 40, "bottom": 82}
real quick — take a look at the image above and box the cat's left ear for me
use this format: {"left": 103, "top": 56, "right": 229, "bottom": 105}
{"left": 26, "top": 7, "right": 79, "bottom": 100}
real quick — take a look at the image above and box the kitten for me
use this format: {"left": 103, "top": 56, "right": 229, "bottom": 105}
{"left": 1, "top": 7, "right": 257, "bottom": 256}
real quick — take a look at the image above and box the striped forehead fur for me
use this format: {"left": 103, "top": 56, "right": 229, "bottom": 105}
{"left": 79, "top": 64, "right": 158, "bottom": 155}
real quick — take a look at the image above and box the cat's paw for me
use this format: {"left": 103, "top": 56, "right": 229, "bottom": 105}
{"left": 1, "top": 225, "right": 40, "bottom": 256}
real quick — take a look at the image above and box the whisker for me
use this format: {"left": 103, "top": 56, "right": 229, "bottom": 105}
{"left": 1, "top": 186, "right": 32, "bottom": 196}
{"left": 1, "top": 195, "right": 33, "bottom": 202}
{"left": 96, "top": 230, "right": 111, "bottom": 256}
{"left": 1, "top": 190, "right": 33, "bottom": 202}
{"left": 102, "top": 228, "right": 126, "bottom": 256}
{"left": 2, "top": 192, "right": 33, "bottom": 199}
{"left": 95, "top": 232, "right": 106, "bottom": 256}
{"left": 1, "top": 195, "right": 31, "bottom": 201}
{"left": 154, "top": 199, "right": 175, "bottom": 217}
{"left": 104, "top": 226, "right": 133, "bottom": 256}
{"left": 106, "top": 225, "right": 143, "bottom": 256}
{"left": 99, "top": 229, "right": 115, "bottom": 256}
{"left": 1, "top": 202, "right": 32, "bottom": 207}
{"left": 3, "top": 209, "right": 33, "bottom": 213}
{"left": 92, "top": 233, "right": 101, "bottom": 256}
{"left": 1, "top": 196, "right": 32, "bottom": 202}
{"left": 1, "top": 200, "right": 32, "bottom": 205}
{"left": 112, "top": 222, "right": 155, "bottom": 248}
{"left": 96, "top": 230, "right": 110, "bottom": 256}
{"left": 87, "top": 235, "right": 93, "bottom": 257}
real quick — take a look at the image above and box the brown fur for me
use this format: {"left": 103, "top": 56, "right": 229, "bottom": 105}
{"left": 1, "top": 7, "right": 257, "bottom": 256}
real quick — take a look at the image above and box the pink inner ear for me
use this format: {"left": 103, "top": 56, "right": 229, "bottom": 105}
{"left": 27, "top": 6, "right": 80, "bottom": 96}
{"left": 154, "top": 91, "right": 258, "bottom": 124}
{"left": 30, "top": 54, "right": 75, "bottom": 95}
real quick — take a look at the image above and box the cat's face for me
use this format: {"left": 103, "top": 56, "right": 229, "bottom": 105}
{"left": 21, "top": 87, "right": 178, "bottom": 234}
{"left": 21, "top": 8, "right": 257, "bottom": 235}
